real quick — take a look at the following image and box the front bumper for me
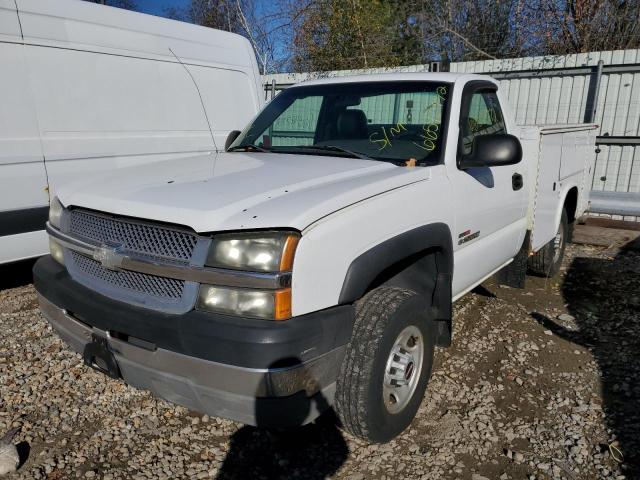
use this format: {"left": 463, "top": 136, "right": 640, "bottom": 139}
{"left": 34, "top": 256, "right": 354, "bottom": 426}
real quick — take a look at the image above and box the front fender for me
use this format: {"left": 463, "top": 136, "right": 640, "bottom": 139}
{"left": 339, "top": 223, "right": 453, "bottom": 304}
{"left": 289, "top": 165, "right": 454, "bottom": 317}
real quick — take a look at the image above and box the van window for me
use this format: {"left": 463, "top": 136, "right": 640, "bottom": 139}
{"left": 461, "top": 90, "right": 506, "bottom": 155}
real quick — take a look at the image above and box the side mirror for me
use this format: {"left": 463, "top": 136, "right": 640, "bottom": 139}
{"left": 459, "top": 134, "right": 522, "bottom": 169}
{"left": 225, "top": 130, "right": 241, "bottom": 151}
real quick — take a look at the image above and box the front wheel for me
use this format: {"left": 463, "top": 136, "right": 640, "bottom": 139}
{"left": 335, "top": 287, "right": 436, "bottom": 443}
{"left": 528, "top": 208, "right": 568, "bottom": 277}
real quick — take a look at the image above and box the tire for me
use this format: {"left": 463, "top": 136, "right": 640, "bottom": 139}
{"left": 528, "top": 208, "right": 568, "bottom": 277}
{"left": 335, "top": 286, "right": 436, "bottom": 443}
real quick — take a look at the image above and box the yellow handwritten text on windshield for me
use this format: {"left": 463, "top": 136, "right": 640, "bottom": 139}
{"left": 369, "top": 123, "right": 407, "bottom": 151}
{"left": 413, "top": 86, "right": 447, "bottom": 152}
{"left": 368, "top": 87, "right": 448, "bottom": 153}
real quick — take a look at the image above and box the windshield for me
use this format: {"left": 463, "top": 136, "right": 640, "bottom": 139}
{"left": 230, "top": 81, "right": 451, "bottom": 166}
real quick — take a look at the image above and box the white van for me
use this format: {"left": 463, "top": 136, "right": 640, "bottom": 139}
{"left": 0, "top": 0, "right": 263, "bottom": 264}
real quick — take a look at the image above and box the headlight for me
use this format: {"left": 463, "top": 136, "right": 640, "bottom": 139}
{"left": 206, "top": 232, "right": 299, "bottom": 272}
{"left": 200, "top": 231, "right": 298, "bottom": 319}
{"left": 197, "top": 285, "right": 291, "bottom": 320}
{"left": 49, "top": 238, "right": 65, "bottom": 265}
{"left": 49, "top": 196, "right": 64, "bottom": 229}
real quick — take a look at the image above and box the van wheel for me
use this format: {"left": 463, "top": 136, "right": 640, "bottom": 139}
{"left": 528, "top": 209, "right": 568, "bottom": 277}
{"left": 335, "top": 287, "right": 435, "bottom": 443}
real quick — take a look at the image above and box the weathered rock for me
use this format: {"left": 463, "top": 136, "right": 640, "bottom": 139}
{"left": 0, "top": 428, "right": 20, "bottom": 476}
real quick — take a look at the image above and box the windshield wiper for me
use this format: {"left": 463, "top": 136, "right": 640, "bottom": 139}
{"left": 307, "top": 144, "right": 374, "bottom": 160}
{"left": 228, "top": 143, "right": 373, "bottom": 160}
{"left": 227, "top": 144, "right": 271, "bottom": 153}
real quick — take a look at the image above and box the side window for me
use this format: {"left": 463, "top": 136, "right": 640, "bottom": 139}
{"left": 261, "top": 96, "right": 322, "bottom": 146}
{"left": 461, "top": 90, "right": 506, "bottom": 155}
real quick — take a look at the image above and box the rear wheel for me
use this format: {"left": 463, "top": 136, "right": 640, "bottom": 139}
{"left": 335, "top": 287, "right": 436, "bottom": 443}
{"left": 528, "top": 208, "right": 568, "bottom": 277}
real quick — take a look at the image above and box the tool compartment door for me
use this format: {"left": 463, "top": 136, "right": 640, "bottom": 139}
{"left": 531, "top": 133, "right": 562, "bottom": 252}
{"left": 530, "top": 124, "right": 597, "bottom": 252}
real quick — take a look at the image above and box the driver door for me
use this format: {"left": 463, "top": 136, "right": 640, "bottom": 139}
{"left": 449, "top": 82, "right": 527, "bottom": 297}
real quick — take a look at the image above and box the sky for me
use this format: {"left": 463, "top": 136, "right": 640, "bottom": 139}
{"left": 134, "top": 0, "right": 274, "bottom": 19}
{"left": 135, "top": 0, "right": 189, "bottom": 17}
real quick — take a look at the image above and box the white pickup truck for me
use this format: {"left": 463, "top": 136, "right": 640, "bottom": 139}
{"left": 34, "top": 73, "right": 597, "bottom": 443}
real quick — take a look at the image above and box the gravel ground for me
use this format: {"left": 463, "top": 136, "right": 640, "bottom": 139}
{"left": 0, "top": 241, "right": 639, "bottom": 479}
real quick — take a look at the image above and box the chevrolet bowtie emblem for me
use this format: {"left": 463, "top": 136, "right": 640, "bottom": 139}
{"left": 93, "top": 244, "right": 124, "bottom": 271}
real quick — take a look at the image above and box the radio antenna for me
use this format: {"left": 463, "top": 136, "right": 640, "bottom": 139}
{"left": 169, "top": 47, "right": 219, "bottom": 154}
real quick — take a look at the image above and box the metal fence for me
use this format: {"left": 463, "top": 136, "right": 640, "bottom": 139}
{"left": 263, "top": 49, "right": 640, "bottom": 219}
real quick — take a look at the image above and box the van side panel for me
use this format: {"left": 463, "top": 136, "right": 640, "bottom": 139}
{"left": 15, "top": 0, "right": 255, "bottom": 68}
{"left": 26, "top": 48, "right": 214, "bottom": 157}
{"left": 14, "top": 0, "right": 263, "bottom": 197}
{"left": 0, "top": 0, "right": 21, "bottom": 39}
{"left": 0, "top": 3, "right": 49, "bottom": 263}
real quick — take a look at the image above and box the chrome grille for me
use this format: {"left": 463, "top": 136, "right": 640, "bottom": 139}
{"left": 65, "top": 209, "right": 202, "bottom": 312}
{"left": 70, "top": 251, "right": 185, "bottom": 300}
{"left": 69, "top": 209, "right": 198, "bottom": 263}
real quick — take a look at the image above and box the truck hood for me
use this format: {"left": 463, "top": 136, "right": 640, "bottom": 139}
{"left": 58, "top": 152, "right": 428, "bottom": 232}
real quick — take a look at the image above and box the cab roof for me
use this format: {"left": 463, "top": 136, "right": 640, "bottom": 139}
{"left": 292, "top": 72, "right": 497, "bottom": 88}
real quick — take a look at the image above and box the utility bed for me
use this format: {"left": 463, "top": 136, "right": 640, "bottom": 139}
{"left": 519, "top": 124, "right": 598, "bottom": 251}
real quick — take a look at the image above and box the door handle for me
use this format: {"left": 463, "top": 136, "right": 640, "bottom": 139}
{"left": 512, "top": 173, "right": 523, "bottom": 191}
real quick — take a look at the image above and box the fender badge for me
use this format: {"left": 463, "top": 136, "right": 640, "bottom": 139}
{"left": 93, "top": 244, "right": 124, "bottom": 271}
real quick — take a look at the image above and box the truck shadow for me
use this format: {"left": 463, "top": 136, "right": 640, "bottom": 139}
{"left": 215, "top": 359, "right": 349, "bottom": 480}
{"left": 531, "top": 240, "right": 640, "bottom": 477}
{"left": 0, "top": 258, "right": 37, "bottom": 292}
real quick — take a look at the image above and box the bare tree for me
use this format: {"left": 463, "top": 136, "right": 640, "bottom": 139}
{"left": 284, "top": 0, "right": 536, "bottom": 69}
{"left": 234, "top": 0, "right": 291, "bottom": 74}
{"left": 166, "top": 0, "right": 244, "bottom": 32}
{"left": 165, "top": 0, "right": 289, "bottom": 74}
{"left": 414, "top": 0, "right": 531, "bottom": 62}
{"left": 87, "top": 0, "right": 640, "bottom": 72}
{"left": 287, "top": 0, "right": 424, "bottom": 72}
{"left": 537, "top": 0, "right": 640, "bottom": 54}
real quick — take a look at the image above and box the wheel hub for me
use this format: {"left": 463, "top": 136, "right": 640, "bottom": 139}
{"left": 383, "top": 325, "right": 424, "bottom": 414}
